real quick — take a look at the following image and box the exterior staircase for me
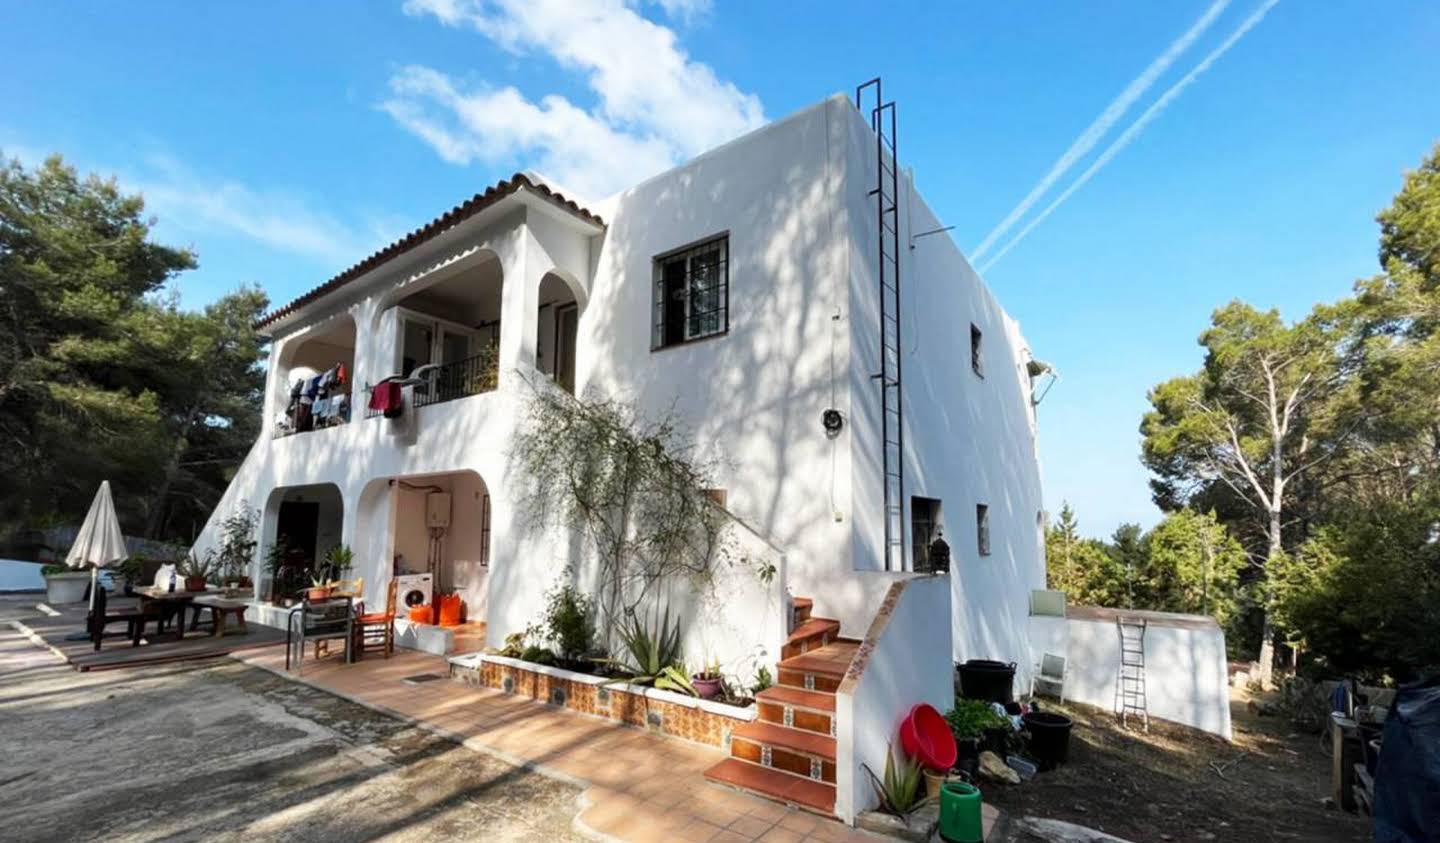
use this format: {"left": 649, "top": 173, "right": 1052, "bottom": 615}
{"left": 703, "top": 596, "right": 859, "bottom": 816}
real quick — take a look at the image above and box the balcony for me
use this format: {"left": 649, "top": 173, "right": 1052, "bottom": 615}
{"left": 365, "top": 345, "right": 499, "bottom": 419}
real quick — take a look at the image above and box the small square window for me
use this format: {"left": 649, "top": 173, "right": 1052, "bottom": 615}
{"left": 970, "top": 324, "right": 983, "bottom": 377}
{"left": 976, "top": 504, "right": 991, "bottom": 556}
{"left": 653, "top": 236, "right": 729, "bottom": 349}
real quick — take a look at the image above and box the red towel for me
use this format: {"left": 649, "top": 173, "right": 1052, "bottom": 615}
{"left": 368, "top": 381, "right": 402, "bottom": 415}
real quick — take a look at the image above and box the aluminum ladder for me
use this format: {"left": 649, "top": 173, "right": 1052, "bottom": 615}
{"left": 1116, "top": 615, "right": 1150, "bottom": 731}
{"left": 855, "top": 77, "right": 905, "bottom": 571}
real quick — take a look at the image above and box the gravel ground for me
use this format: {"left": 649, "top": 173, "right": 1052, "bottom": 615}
{"left": 0, "top": 614, "right": 586, "bottom": 843}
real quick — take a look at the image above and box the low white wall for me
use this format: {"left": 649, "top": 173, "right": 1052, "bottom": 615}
{"left": 835, "top": 575, "right": 953, "bottom": 824}
{"left": 1028, "top": 611, "right": 1232, "bottom": 740}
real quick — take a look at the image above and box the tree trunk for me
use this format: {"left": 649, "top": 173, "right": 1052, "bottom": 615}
{"left": 145, "top": 404, "right": 202, "bottom": 539}
{"left": 1256, "top": 507, "right": 1283, "bottom": 688}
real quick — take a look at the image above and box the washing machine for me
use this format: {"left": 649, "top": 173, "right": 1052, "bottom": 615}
{"left": 394, "top": 573, "right": 433, "bottom": 609}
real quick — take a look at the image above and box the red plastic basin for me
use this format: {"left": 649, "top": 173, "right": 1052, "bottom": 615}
{"left": 901, "top": 703, "right": 957, "bottom": 771}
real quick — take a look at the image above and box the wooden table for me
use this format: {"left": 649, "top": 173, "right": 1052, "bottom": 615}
{"left": 134, "top": 586, "right": 217, "bottom": 641}
{"left": 190, "top": 596, "right": 249, "bottom": 637}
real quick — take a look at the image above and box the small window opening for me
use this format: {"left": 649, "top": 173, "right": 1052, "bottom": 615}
{"left": 970, "top": 324, "right": 983, "bottom": 377}
{"left": 911, "top": 496, "right": 947, "bottom": 573}
{"left": 976, "top": 503, "right": 991, "bottom": 556}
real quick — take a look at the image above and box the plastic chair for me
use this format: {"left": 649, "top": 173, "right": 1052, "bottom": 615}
{"left": 1031, "top": 652, "right": 1067, "bottom": 702}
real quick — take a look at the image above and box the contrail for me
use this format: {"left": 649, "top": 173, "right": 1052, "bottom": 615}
{"left": 969, "top": 0, "right": 1231, "bottom": 261}
{"left": 979, "top": 0, "right": 1281, "bottom": 273}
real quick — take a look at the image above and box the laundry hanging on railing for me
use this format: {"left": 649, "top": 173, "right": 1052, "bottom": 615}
{"left": 280, "top": 362, "right": 350, "bottom": 435}
{"left": 368, "top": 378, "right": 404, "bottom": 419}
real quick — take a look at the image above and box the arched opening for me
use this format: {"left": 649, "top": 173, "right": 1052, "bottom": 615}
{"left": 261, "top": 483, "right": 344, "bottom": 605}
{"left": 536, "top": 271, "right": 580, "bottom": 394}
{"left": 386, "top": 470, "right": 491, "bottom": 647}
{"left": 274, "top": 316, "right": 356, "bottom": 437}
{"left": 378, "top": 253, "right": 503, "bottom": 411}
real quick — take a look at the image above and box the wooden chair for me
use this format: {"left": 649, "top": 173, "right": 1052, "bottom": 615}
{"left": 353, "top": 578, "right": 398, "bottom": 659}
{"left": 88, "top": 588, "right": 155, "bottom": 651}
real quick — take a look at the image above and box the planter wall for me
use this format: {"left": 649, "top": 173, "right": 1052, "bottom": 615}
{"left": 448, "top": 653, "right": 755, "bottom": 749}
{"left": 44, "top": 572, "right": 91, "bottom": 604}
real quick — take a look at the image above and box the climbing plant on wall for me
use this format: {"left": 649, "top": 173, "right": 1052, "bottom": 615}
{"left": 512, "top": 381, "right": 764, "bottom": 643}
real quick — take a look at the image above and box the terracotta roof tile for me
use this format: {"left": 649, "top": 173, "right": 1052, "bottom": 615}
{"left": 254, "top": 173, "right": 603, "bottom": 330}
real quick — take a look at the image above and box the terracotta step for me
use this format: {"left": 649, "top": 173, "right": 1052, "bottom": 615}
{"left": 756, "top": 685, "right": 836, "bottom": 736}
{"left": 756, "top": 685, "right": 836, "bottom": 713}
{"left": 781, "top": 617, "right": 840, "bottom": 660}
{"left": 704, "top": 758, "right": 835, "bottom": 815}
{"left": 792, "top": 596, "right": 813, "bottom": 626}
{"left": 732, "top": 721, "right": 836, "bottom": 761}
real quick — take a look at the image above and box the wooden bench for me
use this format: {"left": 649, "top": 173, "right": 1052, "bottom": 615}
{"left": 188, "top": 596, "right": 249, "bottom": 637}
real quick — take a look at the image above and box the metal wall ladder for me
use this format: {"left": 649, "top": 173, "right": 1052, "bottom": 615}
{"left": 855, "top": 77, "right": 904, "bottom": 571}
{"left": 1116, "top": 616, "right": 1150, "bottom": 731}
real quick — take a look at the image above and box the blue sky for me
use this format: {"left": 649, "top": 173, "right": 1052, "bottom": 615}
{"left": 5, "top": 1, "right": 1438, "bottom": 538}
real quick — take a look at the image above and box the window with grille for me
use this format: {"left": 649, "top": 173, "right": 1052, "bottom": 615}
{"left": 976, "top": 503, "right": 991, "bottom": 556}
{"left": 653, "top": 235, "right": 729, "bottom": 349}
{"left": 971, "top": 323, "right": 984, "bottom": 377}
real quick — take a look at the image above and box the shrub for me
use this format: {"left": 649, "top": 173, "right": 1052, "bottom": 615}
{"left": 541, "top": 582, "right": 595, "bottom": 662}
{"left": 946, "top": 698, "right": 1008, "bottom": 740}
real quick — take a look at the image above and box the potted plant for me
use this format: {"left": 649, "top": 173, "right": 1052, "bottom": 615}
{"left": 324, "top": 543, "right": 354, "bottom": 579}
{"left": 42, "top": 563, "right": 91, "bottom": 604}
{"left": 306, "top": 574, "right": 333, "bottom": 603}
{"left": 264, "top": 538, "right": 289, "bottom": 605}
{"left": 179, "top": 552, "right": 215, "bottom": 592}
{"left": 945, "top": 698, "right": 1009, "bottom": 774}
{"left": 692, "top": 657, "right": 724, "bottom": 700}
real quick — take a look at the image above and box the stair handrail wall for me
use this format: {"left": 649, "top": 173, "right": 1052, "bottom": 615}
{"left": 832, "top": 573, "right": 952, "bottom": 823}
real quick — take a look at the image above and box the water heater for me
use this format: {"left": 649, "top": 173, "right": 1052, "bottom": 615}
{"left": 426, "top": 492, "right": 452, "bottom": 528}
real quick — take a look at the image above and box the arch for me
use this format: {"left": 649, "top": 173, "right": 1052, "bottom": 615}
{"left": 259, "top": 482, "right": 344, "bottom": 602}
{"left": 272, "top": 313, "right": 357, "bottom": 435}
{"left": 536, "top": 270, "right": 582, "bottom": 394}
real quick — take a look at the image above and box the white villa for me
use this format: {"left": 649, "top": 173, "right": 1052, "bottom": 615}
{"left": 192, "top": 87, "right": 1052, "bottom": 821}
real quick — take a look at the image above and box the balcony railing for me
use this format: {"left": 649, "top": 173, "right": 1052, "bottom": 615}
{"left": 366, "top": 346, "right": 499, "bottom": 418}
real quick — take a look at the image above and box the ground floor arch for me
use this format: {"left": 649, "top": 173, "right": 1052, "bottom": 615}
{"left": 260, "top": 482, "right": 344, "bottom": 602}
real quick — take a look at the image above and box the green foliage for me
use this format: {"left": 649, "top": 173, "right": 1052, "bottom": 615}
{"left": 520, "top": 645, "right": 557, "bottom": 666}
{"left": 514, "top": 386, "right": 771, "bottom": 647}
{"left": 0, "top": 154, "right": 268, "bottom": 543}
{"left": 539, "top": 580, "right": 596, "bottom": 662}
{"left": 179, "top": 549, "right": 217, "bottom": 580}
{"left": 1134, "top": 142, "right": 1440, "bottom": 680}
{"left": 752, "top": 665, "right": 773, "bottom": 694}
{"left": 215, "top": 506, "right": 259, "bottom": 582}
{"left": 607, "top": 604, "right": 686, "bottom": 688}
{"left": 945, "top": 698, "right": 1009, "bottom": 740}
{"left": 862, "top": 743, "right": 926, "bottom": 817}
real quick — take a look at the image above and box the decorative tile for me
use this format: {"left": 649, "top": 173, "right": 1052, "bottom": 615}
{"left": 783, "top": 706, "right": 794, "bottom": 728}
{"left": 809, "top": 758, "right": 822, "bottom": 780}
{"left": 550, "top": 686, "right": 567, "bottom": 706}
{"left": 761, "top": 745, "right": 773, "bottom": 767}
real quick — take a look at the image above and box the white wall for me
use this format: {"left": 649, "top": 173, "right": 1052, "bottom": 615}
{"left": 193, "top": 93, "right": 1046, "bottom": 704}
{"left": 1028, "top": 613, "right": 1233, "bottom": 740}
{"left": 839, "top": 101, "right": 1047, "bottom": 687}
{"left": 835, "top": 575, "right": 953, "bottom": 824}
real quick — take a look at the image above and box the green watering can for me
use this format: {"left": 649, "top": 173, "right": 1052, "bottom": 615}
{"left": 939, "top": 780, "right": 983, "bottom": 843}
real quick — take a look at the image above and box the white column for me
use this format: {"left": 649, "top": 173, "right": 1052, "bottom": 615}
{"left": 496, "top": 223, "right": 544, "bottom": 390}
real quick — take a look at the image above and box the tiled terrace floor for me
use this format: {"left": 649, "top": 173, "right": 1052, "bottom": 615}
{"left": 235, "top": 646, "right": 884, "bottom": 843}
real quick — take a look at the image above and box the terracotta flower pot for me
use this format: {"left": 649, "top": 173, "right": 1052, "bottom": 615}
{"left": 184, "top": 576, "right": 208, "bottom": 592}
{"left": 692, "top": 676, "right": 723, "bottom": 700}
{"left": 307, "top": 586, "right": 332, "bottom": 602}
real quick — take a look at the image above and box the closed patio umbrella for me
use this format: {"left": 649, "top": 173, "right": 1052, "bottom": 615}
{"left": 66, "top": 481, "right": 128, "bottom": 614}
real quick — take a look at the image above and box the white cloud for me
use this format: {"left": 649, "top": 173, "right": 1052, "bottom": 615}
{"left": 979, "top": 0, "right": 1281, "bottom": 273}
{"left": 390, "top": 0, "right": 764, "bottom": 197}
{"left": 132, "top": 155, "right": 374, "bottom": 267}
{"left": 970, "top": 0, "right": 1231, "bottom": 261}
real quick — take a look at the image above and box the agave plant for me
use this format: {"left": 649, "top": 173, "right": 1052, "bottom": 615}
{"left": 862, "top": 742, "right": 926, "bottom": 817}
{"left": 605, "top": 605, "right": 696, "bottom": 695}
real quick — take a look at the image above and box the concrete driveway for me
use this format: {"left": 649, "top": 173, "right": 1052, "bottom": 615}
{"left": 0, "top": 621, "right": 585, "bottom": 842}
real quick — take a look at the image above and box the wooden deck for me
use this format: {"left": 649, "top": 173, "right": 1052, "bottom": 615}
{"left": 16, "top": 598, "right": 286, "bottom": 672}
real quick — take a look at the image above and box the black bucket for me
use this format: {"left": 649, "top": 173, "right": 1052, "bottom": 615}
{"left": 957, "top": 659, "right": 1017, "bottom": 703}
{"left": 1022, "top": 711, "right": 1073, "bottom": 770}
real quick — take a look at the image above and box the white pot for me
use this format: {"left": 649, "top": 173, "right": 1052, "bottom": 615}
{"left": 45, "top": 571, "right": 91, "bottom": 604}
